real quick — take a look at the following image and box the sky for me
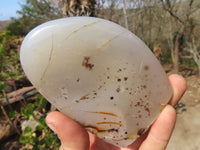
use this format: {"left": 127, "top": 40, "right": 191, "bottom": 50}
{"left": 0, "top": 0, "right": 25, "bottom": 21}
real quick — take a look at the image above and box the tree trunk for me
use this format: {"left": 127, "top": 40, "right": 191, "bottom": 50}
{"left": 191, "top": 39, "right": 200, "bottom": 77}
{"left": 148, "top": 7, "right": 152, "bottom": 49}
{"left": 122, "top": 0, "right": 129, "bottom": 29}
{"left": 58, "top": 0, "right": 96, "bottom": 17}
{"left": 109, "top": 0, "right": 115, "bottom": 21}
{"left": 174, "top": 35, "right": 179, "bottom": 73}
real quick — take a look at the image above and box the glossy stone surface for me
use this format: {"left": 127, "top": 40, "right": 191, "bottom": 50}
{"left": 20, "top": 17, "right": 172, "bottom": 147}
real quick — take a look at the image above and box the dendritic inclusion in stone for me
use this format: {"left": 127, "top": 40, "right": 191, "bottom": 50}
{"left": 20, "top": 17, "right": 172, "bottom": 147}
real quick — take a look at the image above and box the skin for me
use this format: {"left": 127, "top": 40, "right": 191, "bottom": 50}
{"left": 46, "top": 74, "right": 187, "bottom": 150}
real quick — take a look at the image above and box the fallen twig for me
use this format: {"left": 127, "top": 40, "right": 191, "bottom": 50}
{"left": 1, "top": 86, "right": 38, "bottom": 106}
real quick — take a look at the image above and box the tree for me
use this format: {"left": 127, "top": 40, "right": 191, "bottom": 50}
{"left": 122, "top": 0, "right": 129, "bottom": 29}
{"left": 187, "top": 39, "right": 200, "bottom": 76}
{"left": 160, "top": 0, "right": 200, "bottom": 73}
{"left": 56, "top": 0, "right": 96, "bottom": 17}
{"left": 18, "top": 0, "right": 61, "bottom": 20}
{"left": 7, "top": 0, "right": 62, "bottom": 36}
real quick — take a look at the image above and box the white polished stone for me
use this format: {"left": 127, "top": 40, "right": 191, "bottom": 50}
{"left": 20, "top": 17, "right": 172, "bottom": 147}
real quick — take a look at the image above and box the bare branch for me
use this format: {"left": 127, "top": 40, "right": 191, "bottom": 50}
{"left": 122, "top": 0, "right": 129, "bottom": 29}
{"left": 189, "top": 0, "right": 194, "bottom": 8}
{"left": 160, "top": 0, "right": 184, "bottom": 24}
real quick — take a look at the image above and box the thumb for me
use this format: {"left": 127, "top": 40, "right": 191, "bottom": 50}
{"left": 46, "top": 111, "right": 90, "bottom": 150}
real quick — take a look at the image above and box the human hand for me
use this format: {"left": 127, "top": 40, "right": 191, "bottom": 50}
{"left": 46, "top": 74, "right": 186, "bottom": 150}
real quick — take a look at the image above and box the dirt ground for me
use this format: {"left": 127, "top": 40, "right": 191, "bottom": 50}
{"left": 167, "top": 75, "right": 200, "bottom": 150}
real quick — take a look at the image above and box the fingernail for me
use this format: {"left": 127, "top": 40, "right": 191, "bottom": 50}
{"left": 46, "top": 122, "right": 58, "bottom": 134}
{"left": 172, "top": 87, "right": 179, "bottom": 106}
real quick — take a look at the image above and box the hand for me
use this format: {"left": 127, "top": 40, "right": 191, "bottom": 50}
{"left": 46, "top": 74, "right": 186, "bottom": 150}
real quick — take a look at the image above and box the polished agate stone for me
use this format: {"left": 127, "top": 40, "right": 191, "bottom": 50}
{"left": 20, "top": 17, "right": 172, "bottom": 147}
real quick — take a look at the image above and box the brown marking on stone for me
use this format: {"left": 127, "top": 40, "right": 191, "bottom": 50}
{"left": 95, "top": 34, "right": 121, "bottom": 51}
{"left": 66, "top": 20, "right": 102, "bottom": 40}
{"left": 144, "top": 65, "right": 149, "bottom": 71}
{"left": 82, "top": 56, "right": 94, "bottom": 70}
{"left": 142, "top": 85, "right": 147, "bottom": 89}
{"left": 145, "top": 106, "right": 150, "bottom": 116}
{"left": 107, "top": 128, "right": 119, "bottom": 133}
{"left": 59, "top": 105, "right": 67, "bottom": 110}
{"left": 96, "top": 122, "right": 122, "bottom": 126}
{"left": 116, "top": 87, "right": 121, "bottom": 92}
{"left": 83, "top": 125, "right": 107, "bottom": 135}
{"left": 75, "top": 100, "right": 80, "bottom": 103}
{"left": 85, "top": 111, "right": 118, "bottom": 117}
{"left": 160, "top": 103, "right": 167, "bottom": 112}
{"left": 98, "top": 85, "right": 102, "bottom": 90}
{"left": 114, "top": 76, "right": 119, "bottom": 79}
{"left": 84, "top": 125, "right": 119, "bottom": 136}
{"left": 112, "top": 138, "right": 127, "bottom": 141}
{"left": 124, "top": 77, "right": 128, "bottom": 81}
{"left": 80, "top": 93, "right": 90, "bottom": 100}
{"left": 135, "top": 102, "right": 141, "bottom": 107}
{"left": 117, "top": 69, "right": 122, "bottom": 72}
{"left": 117, "top": 78, "right": 121, "bottom": 82}
{"left": 40, "top": 37, "right": 54, "bottom": 81}
{"left": 112, "top": 136, "right": 135, "bottom": 141}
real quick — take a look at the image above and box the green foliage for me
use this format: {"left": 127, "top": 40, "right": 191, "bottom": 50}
{"left": 0, "top": 30, "right": 23, "bottom": 86}
{"left": 162, "top": 54, "right": 172, "bottom": 63}
{"left": 183, "top": 58, "right": 198, "bottom": 67}
{"left": 9, "top": 110, "right": 18, "bottom": 118}
{"left": 1, "top": 17, "right": 60, "bottom": 149}
{"left": 19, "top": 95, "right": 60, "bottom": 150}
{"left": 35, "top": 94, "right": 48, "bottom": 111}
{"left": 0, "top": 36, "right": 7, "bottom": 59}
{"left": 6, "top": 0, "right": 61, "bottom": 36}
{"left": 6, "top": 19, "right": 28, "bottom": 36}
{"left": 0, "top": 31, "right": 8, "bottom": 74}
{"left": 18, "top": 0, "right": 61, "bottom": 18}
{"left": 24, "top": 126, "right": 33, "bottom": 135}
{"left": 21, "top": 103, "right": 35, "bottom": 118}
{"left": 20, "top": 135, "right": 31, "bottom": 144}
{"left": 36, "top": 116, "right": 46, "bottom": 132}
{"left": 0, "top": 81, "right": 5, "bottom": 91}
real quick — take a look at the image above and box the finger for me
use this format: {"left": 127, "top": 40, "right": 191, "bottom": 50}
{"left": 139, "top": 105, "right": 176, "bottom": 150}
{"left": 88, "top": 132, "right": 120, "bottom": 150}
{"left": 46, "top": 111, "right": 90, "bottom": 150}
{"left": 168, "top": 74, "right": 187, "bottom": 106}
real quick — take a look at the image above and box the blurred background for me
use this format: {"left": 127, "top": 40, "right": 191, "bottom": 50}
{"left": 0, "top": 0, "right": 199, "bottom": 149}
